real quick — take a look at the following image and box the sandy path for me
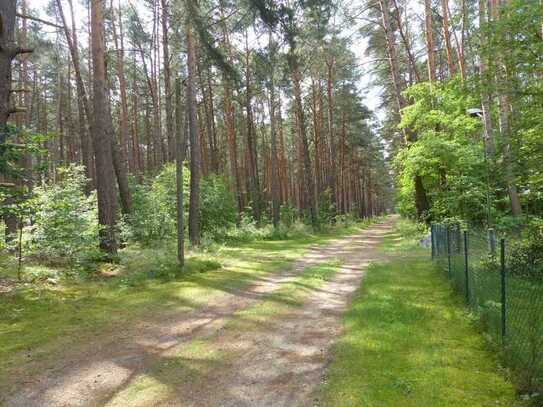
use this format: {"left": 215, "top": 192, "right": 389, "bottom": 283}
{"left": 4, "top": 218, "right": 395, "bottom": 407}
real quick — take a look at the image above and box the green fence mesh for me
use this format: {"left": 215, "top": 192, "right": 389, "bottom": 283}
{"left": 432, "top": 224, "right": 542, "bottom": 393}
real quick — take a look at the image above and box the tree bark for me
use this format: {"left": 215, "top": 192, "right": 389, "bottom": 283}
{"left": 478, "top": 0, "right": 495, "bottom": 157}
{"left": 441, "top": 0, "right": 457, "bottom": 76}
{"left": 391, "top": 0, "right": 421, "bottom": 82}
{"left": 175, "top": 78, "right": 186, "bottom": 266}
{"left": 162, "top": 0, "right": 175, "bottom": 162}
{"left": 378, "top": 0, "right": 406, "bottom": 120}
{"left": 289, "top": 50, "right": 317, "bottom": 229}
{"left": 424, "top": 0, "right": 437, "bottom": 81}
{"left": 0, "top": 0, "right": 20, "bottom": 241}
{"left": 186, "top": 20, "right": 200, "bottom": 246}
{"left": 244, "top": 32, "right": 261, "bottom": 223}
{"left": 109, "top": 0, "right": 131, "bottom": 214}
{"left": 57, "top": 0, "right": 95, "bottom": 189}
{"left": 111, "top": 0, "right": 130, "bottom": 170}
{"left": 268, "top": 31, "right": 280, "bottom": 229}
{"left": 90, "top": 0, "right": 118, "bottom": 254}
{"left": 326, "top": 59, "right": 338, "bottom": 219}
{"left": 494, "top": 0, "right": 522, "bottom": 216}
{"left": 0, "top": 1, "right": 16, "bottom": 134}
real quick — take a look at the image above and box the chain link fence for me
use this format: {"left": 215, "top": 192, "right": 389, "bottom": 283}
{"left": 432, "top": 224, "right": 543, "bottom": 393}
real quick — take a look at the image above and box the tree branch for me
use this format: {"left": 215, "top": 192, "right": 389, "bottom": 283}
{"left": 16, "top": 13, "right": 63, "bottom": 29}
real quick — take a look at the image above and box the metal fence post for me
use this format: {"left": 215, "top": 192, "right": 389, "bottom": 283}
{"left": 464, "top": 230, "right": 469, "bottom": 304}
{"left": 488, "top": 228, "right": 497, "bottom": 255}
{"left": 431, "top": 224, "right": 435, "bottom": 259}
{"left": 456, "top": 224, "right": 462, "bottom": 254}
{"left": 500, "top": 238, "right": 506, "bottom": 344}
{"left": 446, "top": 226, "right": 451, "bottom": 279}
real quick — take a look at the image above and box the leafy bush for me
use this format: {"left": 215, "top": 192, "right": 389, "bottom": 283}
{"left": 508, "top": 218, "right": 543, "bottom": 280}
{"left": 318, "top": 189, "right": 335, "bottom": 224}
{"left": 200, "top": 174, "right": 237, "bottom": 235}
{"left": 124, "top": 164, "right": 188, "bottom": 245}
{"left": 125, "top": 165, "right": 236, "bottom": 245}
{"left": 27, "top": 165, "right": 99, "bottom": 265}
{"left": 394, "top": 218, "right": 428, "bottom": 241}
{"left": 280, "top": 204, "right": 298, "bottom": 228}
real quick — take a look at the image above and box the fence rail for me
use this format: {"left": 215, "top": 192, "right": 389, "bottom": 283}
{"left": 431, "top": 224, "right": 542, "bottom": 393}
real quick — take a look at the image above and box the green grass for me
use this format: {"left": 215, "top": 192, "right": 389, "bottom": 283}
{"left": 0, "top": 220, "right": 370, "bottom": 392}
{"left": 321, "top": 229, "right": 525, "bottom": 407}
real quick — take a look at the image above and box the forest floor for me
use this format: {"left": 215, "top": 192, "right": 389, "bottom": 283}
{"left": 2, "top": 218, "right": 393, "bottom": 406}
{"left": 1, "top": 217, "right": 523, "bottom": 406}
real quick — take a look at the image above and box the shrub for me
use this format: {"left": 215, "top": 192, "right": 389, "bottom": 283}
{"left": 200, "top": 174, "right": 237, "bottom": 235}
{"left": 318, "top": 189, "right": 335, "bottom": 224}
{"left": 27, "top": 165, "right": 99, "bottom": 265}
{"left": 280, "top": 204, "right": 298, "bottom": 228}
{"left": 508, "top": 218, "right": 543, "bottom": 280}
{"left": 124, "top": 164, "right": 188, "bottom": 245}
{"left": 125, "top": 166, "right": 236, "bottom": 245}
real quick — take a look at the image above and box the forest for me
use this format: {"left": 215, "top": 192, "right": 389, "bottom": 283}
{"left": 1, "top": 0, "right": 542, "bottom": 405}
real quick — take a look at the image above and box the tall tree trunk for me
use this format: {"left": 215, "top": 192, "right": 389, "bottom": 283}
{"left": 326, "top": 59, "right": 337, "bottom": 219}
{"left": 424, "top": 0, "right": 437, "bottom": 81}
{"left": 0, "top": 1, "right": 20, "bottom": 137}
{"left": 57, "top": 0, "right": 95, "bottom": 190}
{"left": 311, "top": 76, "right": 322, "bottom": 204}
{"left": 277, "top": 97, "right": 288, "bottom": 204}
{"left": 0, "top": 0, "right": 30, "bottom": 241}
{"left": 175, "top": 78, "right": 186, "bottom": 266}
{"left": 197, "top": 59, "right": 218, "bottom": 174}
{"left": 186, "top": 19, "right": 200, "bottom": 246}
{"left": 441, "top": 0, "right": 456, "bottom": 76}
{"left": 478, "top": 0, "right": 495, "bottom": 157}
{"left": 379, "top": 0, "right": 430, "bottom": 220}
{"left": 109, "top": 0, "right": 131, "bottom": 214}
{"left": 111, "top": 0, "right": 130, "bottom": 170}
{"left": 495, "top": 0, "right": 522, "bottom": 216}
{"left": 289, "top": 50, "right": 317, "bottom": 229}
{"left": 90, "top": 0, "right": 118, "bottom": 254}
{"left": 378, "top": 0, "right": 406, "bottom": 127}
{"left": 244, "top": 32, "right": 261, "bottom": 222}
{"left": 391, "top": 0, "right": 421, "bottom": 82}
{"left": 162, "top": 0, "right": 175, "bottom": 162}
{"left": 268, "top": 31, "right": 280, "bottom": 229}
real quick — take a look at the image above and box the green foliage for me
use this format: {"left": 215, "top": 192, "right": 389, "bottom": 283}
{"left": 0, "top": 126, "right": 49, "bottom": 183}
{"left": 393, "top": 218, "right": 427, "bottom": 241}
{"left": 508, "top": 218, "right": 543, "bottom": 280}
{"left": 317, "top": 189, "right": 335, "bottom": 224}
{"left": 27, "top": 165, "right": 99, "bottom": 266}
{"left": 279, "top": 203, "right": 298, "bottom": 228}
{"left": 124, "top": 164, "right": 188, "bottom": 245}
{"left": 396, "top": 80, "right": 490, "bottom": 223}
{"left": 200, "top": 174, "right": 237, "bottom": 235}
{"left": 125, "top": 165, "right": 236, "bottom": 245}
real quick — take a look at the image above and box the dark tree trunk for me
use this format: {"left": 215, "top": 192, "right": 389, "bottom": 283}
{"left": 0, "top": 1, "right": 18, "bottom": 137}
{"left": 57, "top": 0, "right": 95, "bottom": 190}
{"left": 162, "top": 0, "right": 175, "bottom": 162}
{"left": 244, "top": 33, "right": 261, "bottom": 223}
{"left": 290, "top": 51, "right": 318, "bottom": 229}
{"left": 175, "top": 78, "right": 186, "bottom": 266}
{"left": 268, "top": 31, "right": 280, "bottom": 229}
{"left": 1, "top": 1, "right": 32, "bottom": 240}
{"left": 186, "top": 21, "right": 200, "bottom": 246}
{"left": 91, "top": 0, "right": 118, "bottom": 254}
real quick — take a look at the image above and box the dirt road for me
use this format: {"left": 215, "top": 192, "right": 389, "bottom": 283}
{"left": 5, "top": 218, "right": 396, "bottom": 407}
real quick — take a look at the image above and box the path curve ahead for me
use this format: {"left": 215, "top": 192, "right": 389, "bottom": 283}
{"left": 6, "top": 217, "right": 396, "bottom": 407}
